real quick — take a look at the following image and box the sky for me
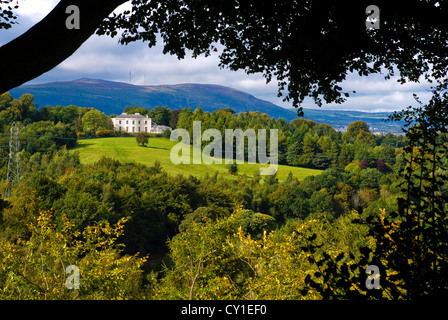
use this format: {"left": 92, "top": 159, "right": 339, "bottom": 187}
{"left": 0, "top": 0, "right": 435, "bottom": 113}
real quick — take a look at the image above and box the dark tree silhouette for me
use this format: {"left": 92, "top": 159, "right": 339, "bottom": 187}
{"left": 0, "top": 0, "right": 127, "bottom": 93}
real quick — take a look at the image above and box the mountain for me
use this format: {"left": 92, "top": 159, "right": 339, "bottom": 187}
{"left": 10, "top": 78, "right": 296, "bottom": 118}
{"left": 10, "top": 78, "right": 404, "bottom": 133}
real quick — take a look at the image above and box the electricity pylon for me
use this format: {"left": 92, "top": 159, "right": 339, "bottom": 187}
{"left": 5, "top": 122, "right": 20, "bottom": 198}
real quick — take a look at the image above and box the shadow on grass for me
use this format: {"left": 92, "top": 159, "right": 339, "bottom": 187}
{"left": 70, "top": 142, "right": 94, "bottom": 150}
{"left": 145, "top": 145, "right": 170, "bottom": 150}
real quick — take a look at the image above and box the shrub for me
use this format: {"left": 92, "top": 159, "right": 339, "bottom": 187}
{"left": 95, "top": 129, "right": 114, "bottom": 137}
{"left": 227, "top": 163, "right": 238, "bottom": 175}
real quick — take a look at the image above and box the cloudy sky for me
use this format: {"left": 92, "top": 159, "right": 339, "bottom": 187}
{"left": 0, "top": 0, "right": 435, "bottom": 112}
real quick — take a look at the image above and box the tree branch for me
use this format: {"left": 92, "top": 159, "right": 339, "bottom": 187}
{"left": 0, "top": 0, "right": 128, "bottom": 94}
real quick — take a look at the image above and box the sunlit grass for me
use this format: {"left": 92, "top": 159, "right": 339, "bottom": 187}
{"left": 72, "top": 137, "right": 323, "bottom": 182}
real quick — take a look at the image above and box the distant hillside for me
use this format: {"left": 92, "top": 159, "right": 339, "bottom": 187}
{"left": 10, "top": 78, "right": 405, "bottom": 133}
{"left": 10, "top": 78, "right": 295, "bottom": 119}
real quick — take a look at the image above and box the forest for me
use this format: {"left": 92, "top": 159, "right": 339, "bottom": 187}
{"left": 0, "top": 91, "right": 447, "bottom": 299}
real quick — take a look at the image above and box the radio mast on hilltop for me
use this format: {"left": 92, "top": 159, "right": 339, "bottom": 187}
{"left": 5, "top": 122, "right": 20, "bottom": 198}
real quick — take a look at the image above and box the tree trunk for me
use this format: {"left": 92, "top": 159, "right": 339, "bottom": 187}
{"left": 0, "top": 0, "right": 128, "bottom": 94}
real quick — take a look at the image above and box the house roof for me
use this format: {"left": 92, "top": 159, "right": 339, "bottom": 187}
{"left": 113, "top": 113, "right": 148, "bottom": 119}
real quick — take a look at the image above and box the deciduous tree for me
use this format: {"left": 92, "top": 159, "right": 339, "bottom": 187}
{"left": 81, "top": 109, "right": 111, "bottom": 136}
{"left": 0, "top": 209, "right": 146, "bottom": 299}
{"left": 136, "top": 131, "right": 150, "bottom": 147}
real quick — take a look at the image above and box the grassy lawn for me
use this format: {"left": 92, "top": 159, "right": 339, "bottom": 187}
{"left": 71, "top": 137, "right": 323, "bottom": 182}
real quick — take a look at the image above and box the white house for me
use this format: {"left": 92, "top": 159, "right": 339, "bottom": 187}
{"left": 112, "top": 113, "right": 172, "bottom": 134}
{"left": 112, "top": 113, "right": 152, "bottom": 133}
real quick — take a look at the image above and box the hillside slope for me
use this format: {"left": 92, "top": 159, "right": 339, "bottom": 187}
{"left": 11, "top": 78, "right": 297, "bottom": 120}
{"left": 72, "top": 137, "right": 323, "bottom": 182}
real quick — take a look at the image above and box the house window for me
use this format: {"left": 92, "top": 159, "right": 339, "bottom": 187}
{"left": 126, "top": 120, "right": 128, "bottom": 124}
{"left": 119, "top": 127, "right": 122, "bottom": 131}
{"left": 145, "top": 127, "right": 147, "bottom": 132}
{"left": 138, "top": 121, "right": 140, "bottom": 124}
{"left": 126, "top": 127, "right": 129, "bottom": 131}
{"left": 132, "top": 127, "right": 135, "bottom": 132}
{"left": 138, "top": 127, "right": 141, "bottom": 132}
{"left": 145, "top": 121, "right": 147, "bottom": 124}
{"left": 119, "top": 120, "right": 121, "bottom": 124}
{"left": 132, "top": 120, "right": 135, "bottom": 124}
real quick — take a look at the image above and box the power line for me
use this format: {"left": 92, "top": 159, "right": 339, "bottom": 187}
{"left": 5, "top": 122, "right": 20, "bottom": 198}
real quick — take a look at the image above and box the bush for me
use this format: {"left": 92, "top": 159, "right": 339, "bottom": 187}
{"left": 115, "top": 130, "right": 130, "bottom": 137}
{"left": 227, "top": 163, "right": 238, "bottom": 175}
{"left": 162, "top": 129, "right": 171, "bottom": 138}
{"left": 95, "top": 129, "right": 114, "bottom": 137}
{"left": 76, "top": 132, "right": 85, "bottom": 139}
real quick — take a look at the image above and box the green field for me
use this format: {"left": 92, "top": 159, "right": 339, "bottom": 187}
{"left": 71, "top": 137, "right": 323, "bottom": 182}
